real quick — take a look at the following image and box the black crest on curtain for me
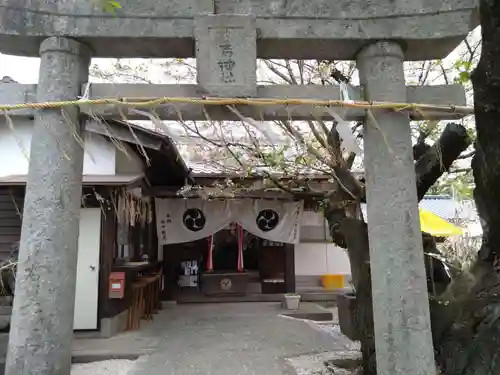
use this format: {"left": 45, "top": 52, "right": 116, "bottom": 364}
{"left": 256, "top": 209, "right": 279, "bottom": 231}
{"left": 183, "top": 208, "right": 206, "bottom": 231}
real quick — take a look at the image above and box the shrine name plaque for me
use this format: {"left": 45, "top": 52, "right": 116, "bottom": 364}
{"left": 195, "top": 15, "right": 257, "bottom": 97}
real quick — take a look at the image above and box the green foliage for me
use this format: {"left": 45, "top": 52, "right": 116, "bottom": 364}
{"left": 260, "top": 148, "right": 286, "bottom": 168}
{"left": 100, "top": 0, "right": 121, "bottom": 14}
{"left": 453, "top": 59, "right": 474, "bottom": 84}
{"left": 453, "top": 175, "right": 474, "bottom": 199}
{"left": 428, "top": 172, "right": 474, "bottom": 199}
{"left": 466, "top": 127, "right": 476, "bottom": 144}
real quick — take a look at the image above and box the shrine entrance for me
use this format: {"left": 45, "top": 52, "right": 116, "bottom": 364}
{"left": 158, "top": 197, "right": 299, "bottom": 302}
{"left": 0, "top": 2, "right": 478, "bottom": 374}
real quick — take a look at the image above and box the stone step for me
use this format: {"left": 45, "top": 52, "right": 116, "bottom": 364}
{"left": 295, "top": 276, "right": 322, "bottom": 287}
{"left": 296, "top": 286, "right": 326, "bottom": 293}
{"left": 282, "top": 301, "right": 335, "bottom": 321}
{"left": 246, "top": 282, "right": 262, "bottom": 294}
{"left": 0, "top": 333, "right": 8, "bottom": 359}
{"left": 0, "top": 315, "right": 10, "bottom": 332}
{"left": 174, "top": 292, "right": 343, "bottom": 304}
{"left": 176, "top": 293, "right": 283, "bottom": 304}
{"left": 301, "top": 292, "right": 341, "bottom": 303}
{"left": 0, "top": 307, "right": 12, "bottom": 315}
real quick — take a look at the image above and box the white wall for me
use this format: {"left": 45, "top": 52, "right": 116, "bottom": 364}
{"left": 300, "top": 210, "right": 332, "bottom": 242}
{"left": 84, "top": 131, "right": 116, "bottom": 175}
{"left": 294, "top": 242, "right": 351, "bottom": 276}
{"left": 0, "top": 119, "right": 32, "bottom": 177}
{"left": 0, "top": 120, "right": 118, "bottom": 177}
{"left": 296, "top": 210, "right": 351, "bottom": 276}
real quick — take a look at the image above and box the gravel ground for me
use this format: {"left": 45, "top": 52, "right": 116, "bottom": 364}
{"left": 283, "top": 321, "right": 361, "bottom": 375}
{"left": 284, "top": 349, "right": 361, "bottom": 375}
{"left": 126, "top": 303, "right": 352, "bottom": 375}
{"left": 71, "top": 360, "right": 136, "bottom": 375}
{"left": 313, "top": 323, "right": 360, "bottom": 351}
{"left": 68, "top": 306, "right": 357, "bottom": 375}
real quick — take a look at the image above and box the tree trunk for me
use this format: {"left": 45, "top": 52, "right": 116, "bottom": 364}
{"left": 430, "top": 1, "right": 500, "bottom": 374}
{"left": 415, "top": 123, "right": 471, "bottom": 201}
{"left": 340, "top": 218, "right": 376, "bottom": 374}
{"left": 338, "top": 122, "right": 471, "bottom": 212}
{"left": 471, "top": 0, "right": 500, "bottom": 264}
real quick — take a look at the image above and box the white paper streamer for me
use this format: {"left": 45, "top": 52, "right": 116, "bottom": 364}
{"left": 77, "top": 82, "right": 92, "bottom": 114}
{"left": 324, "top": 107, "right": 362, "bottom": 155}
{"left": 129, "top": 108, "right": 178, "bottom": 138}
{"left": 226, "top": 105, "right": 284, "bottom": 145}
{"left": 340, "top": 81, "right": 354, "bottom": 104}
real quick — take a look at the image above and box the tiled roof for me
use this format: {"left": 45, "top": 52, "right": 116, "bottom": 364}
{"left": 0, "top": 174, "right": 144, "bottom": 186}
{"left": 184, "top": 160, "right": 364, "bottom": 179}
{"left": 185, "top": 161, "right": 230, "bottom": 176}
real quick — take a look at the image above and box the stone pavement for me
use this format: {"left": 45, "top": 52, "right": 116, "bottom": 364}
{"left": 123, "top": 302, "right": 353, "bottom": 375}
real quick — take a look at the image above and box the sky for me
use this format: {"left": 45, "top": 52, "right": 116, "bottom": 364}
{"left": 0, "top": 54, "right": 40, "bottom": 83}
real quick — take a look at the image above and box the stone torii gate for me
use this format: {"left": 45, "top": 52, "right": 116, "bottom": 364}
{"left": 0, "top": 1, "right": 477, "bottom": 375}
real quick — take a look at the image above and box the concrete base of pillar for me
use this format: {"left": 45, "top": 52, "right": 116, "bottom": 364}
{"left": 99, "top": 310, "right": 129, "bottom": 339}
{"left": 337, "top": 293, "right": 360, "bottom": 341}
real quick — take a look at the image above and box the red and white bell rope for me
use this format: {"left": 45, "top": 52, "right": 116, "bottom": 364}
{"left": 237, "top": 224, "right": 244, "bottom": 272}
{"left": 206, "top": 235, "right": 214, "bottom": 272}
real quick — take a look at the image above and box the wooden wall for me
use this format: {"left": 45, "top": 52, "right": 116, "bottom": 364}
{"left": 0, "top": 185, "right": 163, "bottom": 327}
{"left": 284, "top": 243, "right": 296, "bottom": 293}
{"left": 98, "top": 200, "right": 121, "bottom": 319}
{"left": 98, "top": 193, "right": 158, "bottom": 320}
{"left": 0, "top": 187, "right": 23, "bottom": 262}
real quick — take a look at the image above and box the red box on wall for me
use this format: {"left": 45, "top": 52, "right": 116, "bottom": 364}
{"left": 109, "top": 272, "right": 126, "bottom": 299}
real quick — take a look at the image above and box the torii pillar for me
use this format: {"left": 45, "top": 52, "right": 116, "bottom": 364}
{"left": 5, "top": 37, "right": 91, "bottom": 375}
{"left": 357, "top": 41, "right": 436, "bottom": 375}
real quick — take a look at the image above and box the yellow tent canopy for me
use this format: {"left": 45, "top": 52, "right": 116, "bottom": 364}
{"left": 419, "top": 208, "right": 463, "bottom": 237}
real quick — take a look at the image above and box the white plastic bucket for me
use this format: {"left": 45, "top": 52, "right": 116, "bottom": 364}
{"left": 284, "top": 294, "right": 301, "bottom": 310}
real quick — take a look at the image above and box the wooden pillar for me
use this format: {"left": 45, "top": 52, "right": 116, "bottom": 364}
{"left": 98, "top": 201, "right": 117, "bottom": 320}
{"left": 284, "top": 244, "right": 296, "bottom": 293}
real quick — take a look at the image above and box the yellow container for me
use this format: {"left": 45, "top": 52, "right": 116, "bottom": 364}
{"left": 321, "top": 274, "right": 345, "bottom": 290}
